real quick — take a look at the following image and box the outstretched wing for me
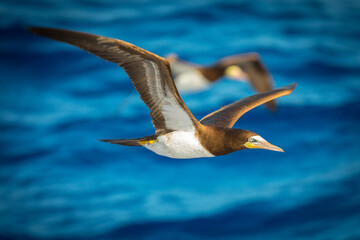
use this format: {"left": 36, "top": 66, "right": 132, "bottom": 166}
{"left": 200, "top": 83, "right": 297, "bottom": 128}
{"left": 217, "top": 53, "right": 276, "bottom": 111}
{"left": 30, "top": 27, "right": 199, "bottom": 133}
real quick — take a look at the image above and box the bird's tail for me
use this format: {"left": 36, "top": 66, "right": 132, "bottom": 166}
{"left": 98, "top": 134, "right": 158, "bottom": 147}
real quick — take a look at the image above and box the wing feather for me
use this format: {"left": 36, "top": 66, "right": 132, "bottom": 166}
{"left": 200, "top": 83, "right": 297, "bottom": 128}
{"left": 30, "top": 27, "right": 199, "bottom": 133}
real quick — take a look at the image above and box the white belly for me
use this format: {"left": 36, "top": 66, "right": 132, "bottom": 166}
{"left": 143, "top": 130, "right": 214, "bottom": 159}
{"left": 175, "top": 70, "right": 210, "bottom": 92}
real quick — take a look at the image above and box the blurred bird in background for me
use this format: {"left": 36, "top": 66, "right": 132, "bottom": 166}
{"left": 166, "top": 52, "right": 277, "bottom": 111}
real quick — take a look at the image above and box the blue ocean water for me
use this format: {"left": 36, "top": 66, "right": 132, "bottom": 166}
{"left": 0, "top": 0, "right": 360, "bottom": 239}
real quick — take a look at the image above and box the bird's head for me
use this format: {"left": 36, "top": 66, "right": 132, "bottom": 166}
{"left": 224, "top": 65, "right": 247, "bottom": 81}
{"left": 243, "top": 132, "right": 284, "bottom": 152}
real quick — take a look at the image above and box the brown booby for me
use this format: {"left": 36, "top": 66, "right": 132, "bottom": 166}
{"left": 30, "top": 27, "right": 297, "bottom": 159}
{"left": 166, "top": 53, "right": 277, "bottom": 111}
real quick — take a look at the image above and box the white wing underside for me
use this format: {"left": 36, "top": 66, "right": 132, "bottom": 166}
{"left": 99, "top": 38, "right": 196, "bottom": 132}
{"left": 142, "top": 60, "right": 195, "bottom": 131}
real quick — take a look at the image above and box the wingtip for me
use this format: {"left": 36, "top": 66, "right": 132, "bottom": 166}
{"left": 28, "top": 26, "right": 42, "bottom": 34}
{"left": 28, "top": 26, "right": 70, "bottom": 37}
{"left": 280, "top": 83, "right": 297, "bottom": 91}
{"left": 28, "top": 26, "right": 35, "bottom": 33}
{"left": 28, "top": 26, "right": 54, "bottom": 37}
{"left": 288, "top": 82, "right": 297, "bottom": 89}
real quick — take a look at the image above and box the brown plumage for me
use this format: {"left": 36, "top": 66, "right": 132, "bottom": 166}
{"left": 200, "top": 84, "right": 296, "bottom": 128}
{"left": 30, "top": 27, "right": 199, "bottom": 135}
{"left": 30, "top": 27, "right": 296, "bottom": 158}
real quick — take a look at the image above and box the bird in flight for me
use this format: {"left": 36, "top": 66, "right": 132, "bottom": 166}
{"left": 166, "top": 52, "right": 277, "bottom": 111}
{"left": 30, "top": 27, "right": 296, "bottom": 159}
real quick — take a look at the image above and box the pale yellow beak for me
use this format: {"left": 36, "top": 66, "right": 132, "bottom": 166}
{"left": 244, "top": 137, "right": 284, "bottom": 152}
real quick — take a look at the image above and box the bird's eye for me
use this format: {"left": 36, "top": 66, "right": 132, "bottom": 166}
{"left": 249, "top": 138, "right": 257, "bottom": 143}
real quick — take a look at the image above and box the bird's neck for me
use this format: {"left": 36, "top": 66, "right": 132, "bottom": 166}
{"left": 196, "top": 125, "right": 249, "bottom": 156}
